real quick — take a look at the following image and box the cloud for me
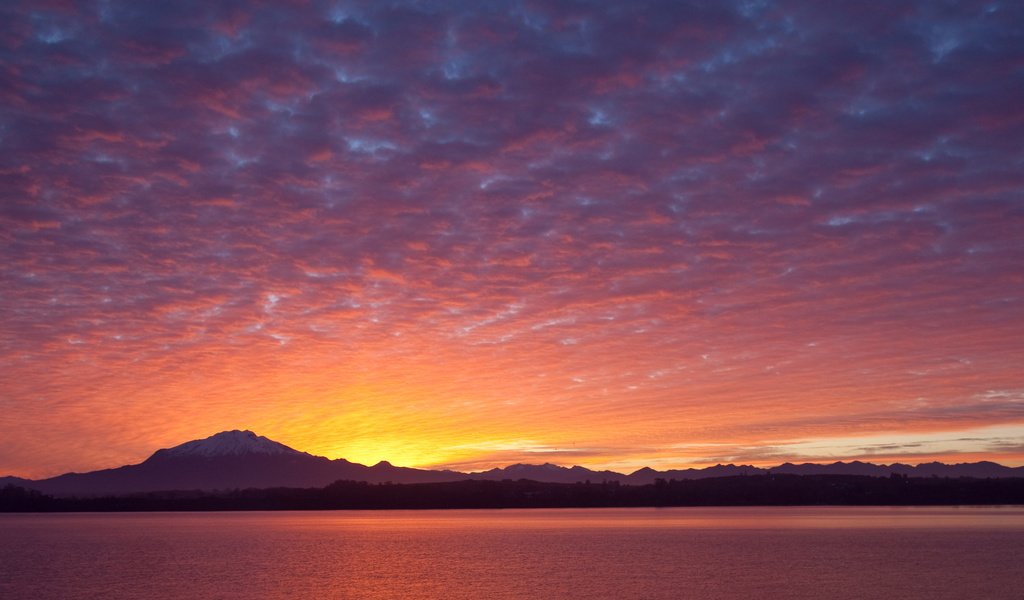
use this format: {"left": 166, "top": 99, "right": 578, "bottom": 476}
{"left": 1, "top": 0, "right": 1023, "bottom": 477}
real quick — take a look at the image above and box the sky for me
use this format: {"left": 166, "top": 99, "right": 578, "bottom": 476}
{"left": 2, "top": 0, "right": 1023, "bottom": 479}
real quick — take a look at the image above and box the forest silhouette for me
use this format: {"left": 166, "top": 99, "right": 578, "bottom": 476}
{"left": 3, "top": 474, "right": 1023, "bottom": 512}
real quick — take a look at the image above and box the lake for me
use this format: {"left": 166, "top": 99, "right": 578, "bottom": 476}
{"left": 2, "top": 507, "right": 1022, "bottom": 599}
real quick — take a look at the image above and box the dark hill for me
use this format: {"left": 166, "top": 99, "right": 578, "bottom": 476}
{"left": 5, "top": 430, "right": 1022, "bottom": 497}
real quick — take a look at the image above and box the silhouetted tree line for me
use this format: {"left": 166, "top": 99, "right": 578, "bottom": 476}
{"left": 3, "top": 474, "right": 1023, "bottom": 512}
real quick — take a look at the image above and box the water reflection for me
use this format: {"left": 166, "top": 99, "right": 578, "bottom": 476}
{"left": 2, "top": 507, "right": 1023, "bottom": 600}
{"left": 233, "top": 505, "right": 1024, "bottom": 530}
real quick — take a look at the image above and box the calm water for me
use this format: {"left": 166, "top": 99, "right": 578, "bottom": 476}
{"left": 2, "top": 507, "right": 1023, "bottom": 599}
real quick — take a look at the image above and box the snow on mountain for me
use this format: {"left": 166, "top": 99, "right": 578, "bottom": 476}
{"left": 156, "top": 430, "right": 304, "bottom": 458}
{"left": 6, "top": 430, "right": 1023, "bottom": 498}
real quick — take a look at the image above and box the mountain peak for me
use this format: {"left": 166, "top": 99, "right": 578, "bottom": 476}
{"left": 502, "top": 463, "right": 567, "bottom": 474}
{"left": 155, "top": 430, "right": 303, "bottom": 459}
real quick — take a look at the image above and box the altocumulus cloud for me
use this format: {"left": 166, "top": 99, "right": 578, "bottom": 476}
{"left": 1, "top": 0, "right": 1022, "bottom": 477}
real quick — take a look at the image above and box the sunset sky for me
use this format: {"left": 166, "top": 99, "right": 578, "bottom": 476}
{"left": 2, "top": 1, "right": 1023, "bottom": 479}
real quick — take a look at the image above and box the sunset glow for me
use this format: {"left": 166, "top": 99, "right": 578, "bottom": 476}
{"left": 2, "top": 1, "right": 1022, "bottom": 479}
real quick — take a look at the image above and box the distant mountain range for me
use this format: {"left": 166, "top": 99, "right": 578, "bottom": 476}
{"left": 3, "top": 430, "right": 1022, "bottom": 497}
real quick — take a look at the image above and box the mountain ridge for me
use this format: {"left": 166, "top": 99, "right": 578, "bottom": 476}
{"left": 3, "top": 430, "right": 1022, "bottom": 496}
{"left": 152, "top": 429, "right": 305, "bottom": 459}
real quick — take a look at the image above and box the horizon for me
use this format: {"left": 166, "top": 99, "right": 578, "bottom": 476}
{"left": 3, "top": 1, "right": 1023, "bottom": 480}
{"left": 4, "top": 428, "right": 1021, "bottom": 481}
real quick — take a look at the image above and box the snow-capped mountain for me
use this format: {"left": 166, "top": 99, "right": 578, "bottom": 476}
{"left": 7, "top": 430, "right": 462, "bottom": 496}
{"left": 3, "top": 430, "right": 1022, "bottom": 497}
{"left": 154, "top": 430, "right": 304, "bottom": 458}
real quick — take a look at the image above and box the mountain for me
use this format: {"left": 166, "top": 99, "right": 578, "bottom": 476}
{"left": 629, "top": 463, "right": 766, "bottom": 484}
{"left": 470, "top": 463, "right": 630, "bottom": 484}
{"left": 153, "top": 429, "right": 303, "bottom": 458}
{"left": 9, "top": 430, "right": 461, "bottom": 497}
{"left": 769, "top": 460, "right": 1024, "bottom": 479}
{"left": 468, "top": 462, "right": 766, "bottom": 485}
{"left": 3, "top": 430, "right": 1022, "bottom": 497}
{"left": 0, "top": 476, "right": 34, "bottom": 488}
